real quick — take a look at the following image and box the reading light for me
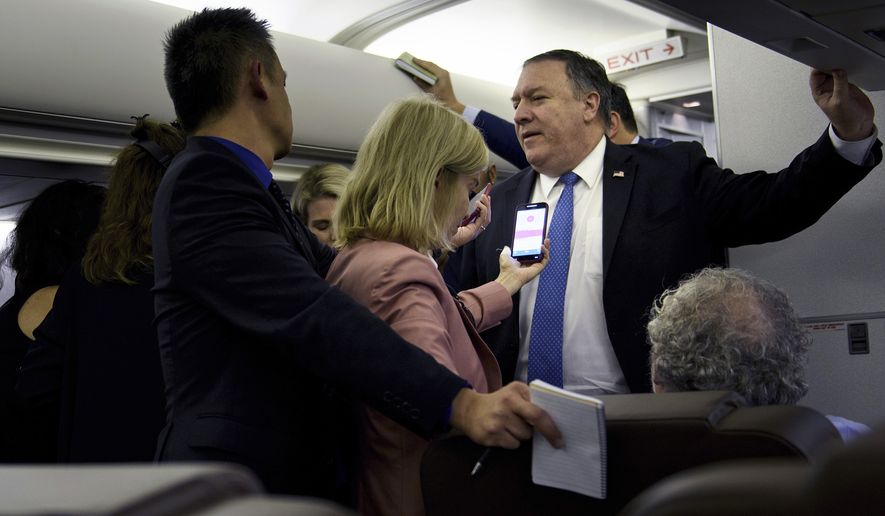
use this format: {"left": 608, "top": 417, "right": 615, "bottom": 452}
{"left": 682, "top": 101, "right": 701, "bottom": 108}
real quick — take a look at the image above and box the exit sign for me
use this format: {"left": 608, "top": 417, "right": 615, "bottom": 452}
{"left": 601, "top": 36, "right": 684, "bottom": 73}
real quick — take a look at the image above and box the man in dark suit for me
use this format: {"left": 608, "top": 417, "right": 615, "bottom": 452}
{"left": 412, "top": 58, "right": 672, "bottom": 169}
{"left": 152, "top": 8, "right": 560, "bottom": 497}
{"left": 455, "top": 50, "right": 879, "bottom": 395}
{"left": 607, "top": 82, "right": 672, "bottom": 148}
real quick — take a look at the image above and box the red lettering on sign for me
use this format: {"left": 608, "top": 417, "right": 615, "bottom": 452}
{"left": 607, "top": 56, "right": 620, "bottom": 70}
{"left": 622, "top": 52, "right": 636, "bottom": 65}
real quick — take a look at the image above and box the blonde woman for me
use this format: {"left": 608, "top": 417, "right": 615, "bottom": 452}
{"left": 290, "top": 163, "right": 349, "bottom": 245}
{"left": 328, "top": 95, "right": 549, "bottom": 516}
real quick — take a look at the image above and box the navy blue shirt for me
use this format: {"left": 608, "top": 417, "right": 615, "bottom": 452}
{"left": 208, "top": 137, "right": 273, "bottom": 187}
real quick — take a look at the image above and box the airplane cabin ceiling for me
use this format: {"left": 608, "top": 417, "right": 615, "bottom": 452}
{"left": 150, "top": 0, "right": 705, "bottom": 86}
{"left": 1, "top": 0, "right": 709, "bottom": 221}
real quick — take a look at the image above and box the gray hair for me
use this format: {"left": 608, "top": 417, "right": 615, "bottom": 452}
{"left": 647, "top": 268, "right": 810, "bottom": 405}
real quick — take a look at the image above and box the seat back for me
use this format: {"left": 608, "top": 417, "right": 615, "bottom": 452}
{"left": 187, "top": 495, "right": 357, "bottom": 516}
{"left": 620, "top": 424, "right": 885, "bottom": 516}
{"left": 810, "top": 424, "right": 885, "bottom": 514}
{"left": 617, "top": 459, "right": 813, "bottom": 516}
{"left": 605, "top": 392, "right": 839, "bottom": 494}
{"left": 0, "top": 462, "right": 263, "bottom": 515}
{"left": 421, "top": 391, "right": 841, "bottom": 516}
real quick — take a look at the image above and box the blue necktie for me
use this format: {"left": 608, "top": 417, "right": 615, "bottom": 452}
{"left": 527, "top": 172, "right": 578, "bottom": 387}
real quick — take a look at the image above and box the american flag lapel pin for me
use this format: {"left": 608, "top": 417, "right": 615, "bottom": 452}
{"left": 613, "top": 170, "right": 625, "bottom": 178}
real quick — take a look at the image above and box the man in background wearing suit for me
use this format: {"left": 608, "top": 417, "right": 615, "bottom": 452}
{"left": 412, "top": 58, "right": 671, "bottom": 170}
{"left": 152, "top": 8, "right": 560, "bottom": 497}
{"left": 606, "top": 83, "right": 672, "bottom": 148}
{"left": 454, "top": 49, "right": 879, "bottom": 396}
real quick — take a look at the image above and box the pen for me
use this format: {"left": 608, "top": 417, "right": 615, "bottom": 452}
{"left": 470, "top": 448, "right": 492, "bottom": 477}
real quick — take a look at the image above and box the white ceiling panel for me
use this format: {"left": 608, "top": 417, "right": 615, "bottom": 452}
{"left": 364, "top": 0, "right": 703, "bottom": 86}
{"left": 149, "top": 0, "right": 704, "bottom": 87}
{"left": 149, "top": 0, "right": 406, "bottom": 41}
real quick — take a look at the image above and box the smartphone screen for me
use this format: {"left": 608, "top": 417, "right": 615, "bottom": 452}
{"left": 512, "top": 202, "right": 548, "bottom": 262}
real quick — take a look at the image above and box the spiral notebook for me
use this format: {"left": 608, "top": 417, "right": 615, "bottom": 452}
{"left": 529, "top": 380, "right": 607, "bottom": 499}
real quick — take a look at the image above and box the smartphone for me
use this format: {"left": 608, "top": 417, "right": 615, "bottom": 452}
{"left": 511, "top": 202, "right": 548, "bottom": 262}
{"left": 461, "top": 183, "right": 492, "bottom": 226}
{"left": 394, "top": 52, "right": 438, "bottom": 85}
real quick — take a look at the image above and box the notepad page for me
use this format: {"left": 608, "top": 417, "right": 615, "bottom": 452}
{"left": 530, "top": 380, "right": 606, "bottom": 499}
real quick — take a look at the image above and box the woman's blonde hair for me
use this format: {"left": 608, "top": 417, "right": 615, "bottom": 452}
{"left": 335, "top": 95, "right": 488, "bottom": 253}
{"left": 291, "top": 163, "right": 350, "bottom": 221}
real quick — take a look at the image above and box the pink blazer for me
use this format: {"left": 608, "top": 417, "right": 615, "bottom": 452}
{"left": 327, "top": 239, "right": 510, "bottom": 516}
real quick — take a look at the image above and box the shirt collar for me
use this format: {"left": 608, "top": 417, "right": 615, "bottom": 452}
{"left": 207, "top": 136, "right": 274, "bottom": 188}
{"left": 535, "top": 137, "right": 606, "bottom": 197}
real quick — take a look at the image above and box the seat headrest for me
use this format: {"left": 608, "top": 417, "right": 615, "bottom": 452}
{"left": 601, "top": 391, "right": 745, "bottom": 424}
{"left": 422, "top": 390, "right": 841, "bottom": 516}
{"left": 0, "top": 462, "right": 263, "bottom": 515}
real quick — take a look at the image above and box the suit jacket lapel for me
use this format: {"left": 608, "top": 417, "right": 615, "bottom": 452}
{"left": 267, "top": 192, "right": 319, "bottom": 271}
{"left": 601, "top": 143, "right": 636, "bottom": 279}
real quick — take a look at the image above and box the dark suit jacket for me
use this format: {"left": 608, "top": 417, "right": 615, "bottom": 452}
{"left": 637, "top": 135, "right": 673, "bottom": 147}
{"left": 460, "top": 131, "right": 881, "bottom": 394}
{"left": 0, "top": 291, "right": 56, "bottom": 462}
{"left": 474, "top": 109, "right": 530, "bottom": 170}
{"left": 152, "top": 137, "right": 466, "bottom": 496}
{"left": 17, "top": 267, "right": 164, "bottom": 463}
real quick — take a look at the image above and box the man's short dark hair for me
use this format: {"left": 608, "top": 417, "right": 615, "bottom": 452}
{"left": 163, "top": 8, "right": 278, "bottom": 133}
{"left": 525, "top": 49, "right": 612, "bottom": 131}
{"left": 611, "top": 82, "right": 638, "bottom": 134}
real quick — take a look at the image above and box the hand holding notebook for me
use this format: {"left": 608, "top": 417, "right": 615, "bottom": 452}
{"left": 530, "top": 380, "right": 607, "bottom": 499}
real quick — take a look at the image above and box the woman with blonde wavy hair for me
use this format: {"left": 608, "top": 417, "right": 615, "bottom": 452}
{"left": 17, "top": 117, "right": 185, "bottom": 462}
{"left": 328, "top": 95, "right": 549, "bottom": 516}
{"left": 290, "top": 163, "right": 350, "bottom": 246}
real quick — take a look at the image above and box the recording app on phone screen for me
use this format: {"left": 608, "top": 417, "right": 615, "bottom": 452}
{"left": 512, "top": 203, "right": 548, "bottom": 261}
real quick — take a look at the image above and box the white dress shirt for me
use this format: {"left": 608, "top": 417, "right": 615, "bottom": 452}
{"left": 514, "top": 138, "right": 629, "bottom": 395}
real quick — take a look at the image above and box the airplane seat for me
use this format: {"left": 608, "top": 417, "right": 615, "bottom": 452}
{"left": 0, "top": 462, "right": 262, "bottom": 515}
{"left": 808, "top": 423, "right": 885, "bottom": 514}
{"left": 421, "top": 390, "right": 842, "bottom": 516}
{"left": 615, "top": 459, "right": 812, "bottom": 516}
{"left": 619, "top": 424, "right": 885, "bottom": 516}
{"left": 186, "top": 495, "right": 357, "bottom": 515}
{"left": 0, "top": 461, "right": 358, "bottom": 515}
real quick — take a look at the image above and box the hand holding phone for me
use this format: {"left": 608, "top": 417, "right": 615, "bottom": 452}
{"left": 511, "top": 203, "right": 548, "bottom": 262}
{"left": 494, "top": 240, "right": 550, "bottom": 295}
{"left": 452, "top": 185, "right": 492, "bottom": 248}
{"left": 462, "top": 183, "right": 492, "bottom": 226}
